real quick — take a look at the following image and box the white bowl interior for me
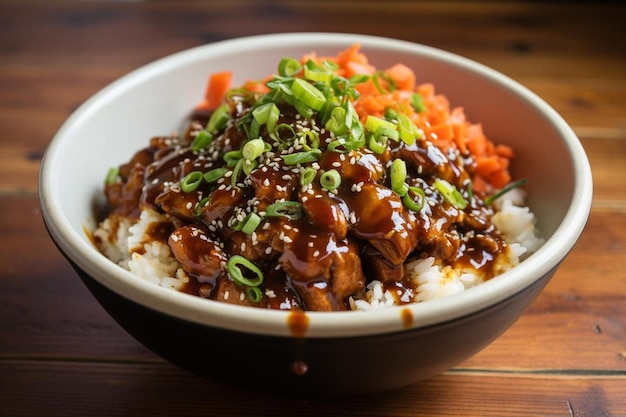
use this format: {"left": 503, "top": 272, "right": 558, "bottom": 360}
{"left": 40, "top": 33, "right": 592, "bottom": 337}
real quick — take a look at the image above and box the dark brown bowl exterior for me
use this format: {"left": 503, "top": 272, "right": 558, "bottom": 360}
{"left": 65, "top": 254, "right": 555, "bottom": 395}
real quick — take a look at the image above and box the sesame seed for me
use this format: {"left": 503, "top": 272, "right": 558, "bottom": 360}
{"left": 313, "top": 250, "right": 320, "bottom": 257}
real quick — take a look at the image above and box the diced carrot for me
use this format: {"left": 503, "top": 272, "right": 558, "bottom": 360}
{"left": 489, "top": 169, "right": 511, "bottom": 189}
{"left": 472, "top": 175, "right": 489, "bottom": 193}
{"left": 385, "top": 63, "right": 416, "bottom": 91}
{"left": 426, "top": 122, "right": 455, "bottom": 143}
{"left": 242, "top": 78, "right": 270, "bottom": 94}
{"left": 204, "top": 71, "right": 233, "bottom": 110}
{"left": 475, "top": 155, "right": 502, "bottom": 177}
{"left": 450, "top": 107, "right": 468, "bottom": 154}
{"left": 417, "top": 82, "right": 435, "bottom": 98}
{"left": 345, "top": 60, "right": 376, "bottom": 78}
{"left": 495, "top": 144, "right": 514, "bottom": 158}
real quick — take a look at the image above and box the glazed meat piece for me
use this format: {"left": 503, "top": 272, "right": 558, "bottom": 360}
{"left": 168, "top": 224, "right": 227, "bottom": 284}
{"left": 279, "top": 228, "right": 366, "bottom": 311}
{"left": 344, "top": 182, "right": 418, "bottom": 265}
{"left": 105, "top": 162, "right": 146, "bottom": 218}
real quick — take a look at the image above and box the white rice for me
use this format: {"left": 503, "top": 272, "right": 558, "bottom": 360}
{"left": 95, "top": 209, "right": 188, "bottom": 291}
{"left": 94, "top": 189, "right": 544, "bottom": 310}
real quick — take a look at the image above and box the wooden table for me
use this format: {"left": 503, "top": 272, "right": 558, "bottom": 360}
{"left": 1, "top": 1, "right": 625, "bottom": 415}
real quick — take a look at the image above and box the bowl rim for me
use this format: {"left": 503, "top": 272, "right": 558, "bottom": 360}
{"left": 39, "top": 32, "right": 593, "bottom": 338}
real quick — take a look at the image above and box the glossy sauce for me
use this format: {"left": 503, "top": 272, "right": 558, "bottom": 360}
{"left": 101, "top": 96, "right": 509, "bottom": 311}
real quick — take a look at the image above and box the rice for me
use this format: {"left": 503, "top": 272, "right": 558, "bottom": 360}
{"left": 94, "top": 190, "right": 544, "bottom": 310}
{"left": 95, "top": 209, "right": 188, "bottom": 291}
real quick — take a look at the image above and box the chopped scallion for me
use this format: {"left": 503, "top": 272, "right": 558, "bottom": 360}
{"left": 104, "top": 167, "right": 119, "bottom": 186}
{"left": 203, "top": 167, "right": 228, "bottom": 183}
{"left": 242, "top": 138, "right": 266, "bottom": 161}
{"left": 390, "top": 159, "right": 408, "bottom": 197}
{"left": 281, "top": 149, "right": 322, "bottom": 165}
{"left": 320, "top": 169, "right": 341, "bottom": 192}
{"left": 265, "top": 201, "right": 303, "bottom": 220}
{"left": 402, "top": 186, "right": 426, "bottom": 212}
{"left": 300, "top": 167, "right": 317, "bottom": 186}
{"left": 434, "top": 178, "right": 467, "bottom": 209}
{"left": 234, "top": 212, "right": 262, "bottom": 234}
{"left": 227, "top": 255, "right": 264, "bottom": 288}
{"left": 278, "top": 57, "right": 302, "bottom": 77}
{"left": 291, "top": 78, "right": 326, "bottom": 111}
{"left": 484, "top": 178, "right": 528, "bottom": 205}
{"left": 190, "top": 130, "right": 213, "bottom": 152}
{"left": 180, "top": 171, "right": 204, "bottom": 193}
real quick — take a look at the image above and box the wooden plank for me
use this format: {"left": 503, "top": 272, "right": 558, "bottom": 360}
{"left": 1, "top": 197, "right": 625, "bottom": 372}
{"left": 0, "top": 360, "right": 624, "bottom": 416}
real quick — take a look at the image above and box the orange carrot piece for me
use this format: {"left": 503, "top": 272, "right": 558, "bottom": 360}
{"left": 204, "top": 71, "right": 233, "bottom": 110}
{"left": 385, "top": 63, "right": 416, "bottom": 91}
{"left": 426, "top": 122, "right": 455, "bottom": 142}
{"left": 495, "top": 144, "right": 514, "bottom": 158}
{"left": 489, "top": 169, "right": 511, "bottom": 189}
{"left": 475, "top": 155, "right": 502, "bottom": 177}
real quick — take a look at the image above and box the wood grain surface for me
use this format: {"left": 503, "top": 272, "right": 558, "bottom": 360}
{"left": 1, "top": 1, "right": 625, "bottom": 416}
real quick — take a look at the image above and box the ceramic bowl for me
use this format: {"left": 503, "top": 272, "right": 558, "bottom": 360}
{"left": 39, "top": 33, "right": 592, "bottom": 395}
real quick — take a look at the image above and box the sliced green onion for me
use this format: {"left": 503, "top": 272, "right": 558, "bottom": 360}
{"left": 368, "top": 133, "right": 388, "bottom": 154}
{"left": 303, "top": 59, "right": 333, "bottom": 83}
{"left": 300, "top": 167, "right": 317, "bottom": 186}
{"left": 223, "top": 150, "right": 242, "bottom": 166}
{"left": 246, "top": 286, "right": 263, "bottom": 303}
{"left": 231, "top": 158, "right": 244, "bottom": 188}
{"left": 403, "top": 186, "right": 426, "bottom": 212}
{"left": 320, "top": 169, "right": 341, "bottom": 192}
{"left": 291, "top": 78, "right": 326, "bottom": 111}
{"left": 206, "top": 103, "right": 231, "bottom": 133}
{"left": 365, "top": 115, "right": 396, "bottom": 134}
{"left": 247, "top": 118, "right": 260, "bottom": 140}
{"left": 397, "top": 113, "right": 419, "bottom": 145}
{"left": 195, "top": 195, "right": 211, "bottom": 216}
{"left": 105, "top": 167, "right": 119, "bottom": 186}
{"left": 278, "top": 57, "right": 302, "bottom": 77}
{"left": 234, "top": 212, "right": 262, "bottom": 234}
{"left": 242, "top": 138, "right": 266, "bottom": 161}
{"left": 180, "top": 171, "right": 204, "bottom": 193}
{"left": 252, "top": 102, "right": 280, "bottom": 134}
{"left": 327, "top": 139, "right": 349, "bottom": 154}
{"left": 411, "top": 93, "right": 425, "bottom": 113}
{"left": 270, "top": 123, "right": 297, "bottom": 148}
{"left": 265, "top": 201, "right": 303, "bottom": 220}
{"left": 191, "top": 130, "right": 213, "bottom": 152}
{"left": 227, "top": 255, "right": 264, "bottom": 287}
{"left": 390, "top": 159, "right": 408, "bottom": 197}
{"left": 484, "top": 178, "right": 528, "bottom": 205}
{"left": 242, "top": 157, "right": 258, "bottom": 176}
{"left": 281, "top": 149, "right": 322, "bottom": 165}
{"left": 203, "top": 167, "right": 228, "bottom": 183}
{"left": 325, "top": 106, "right": 349, "bottom": 136}
{"left": 298, "top": 130, "right": 320, "bottom": 150}
{"left": 434, "top": 178, "right": 467, "bottom": 210}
